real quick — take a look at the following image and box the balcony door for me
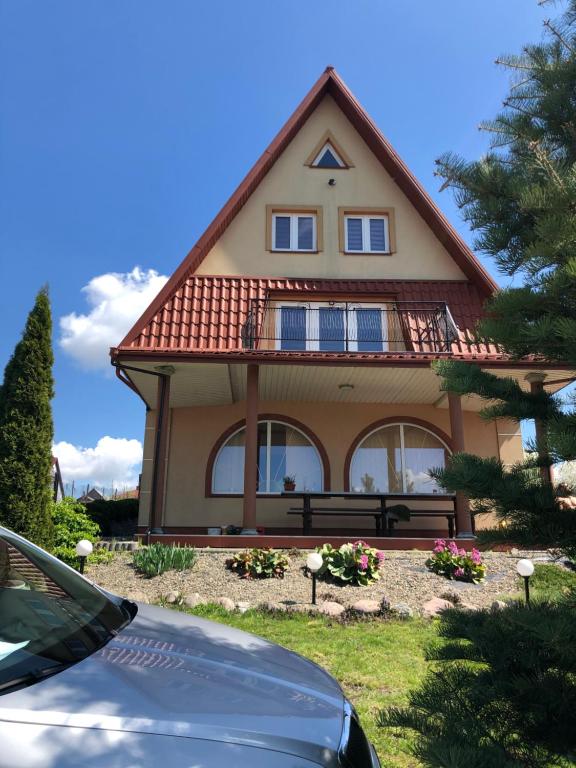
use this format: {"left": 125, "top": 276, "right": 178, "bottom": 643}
{"left": 276, "top": 301, "right": 390, "bottom": 352}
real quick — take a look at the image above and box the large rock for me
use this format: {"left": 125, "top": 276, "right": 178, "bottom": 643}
{"left": 390, "top": 602, "right": 413, "bottom": 619}
{"left": 491, "top": 600, "right": 507, "bottom": 611}
{"left": 287, "top": 603, "right": 319, "bottom": 614}
{"left": 258, "top": 601, "right": 287, "bottom": 612}
{"left": 216, "top": 597, "right": 236, "bottom": 611}
{"left": 460, "top": 602, "right": 479, "bottom": 612}
{"left": 351, "top": 599, "right": 381, "bottom": 615}
{"left": 165, "top": 590, "right": 180, "bottom": 604}
{"left": 422, "top": 597, "right": 453, "bottom": 617}
{"left": 236, "top": 601, "right": 251, "bottom": 614}
{"left": 183, "top": 593, "right": 203, "bottom": 609}
{"left": 318, "top": 601, "right": 345, "bottom": 618}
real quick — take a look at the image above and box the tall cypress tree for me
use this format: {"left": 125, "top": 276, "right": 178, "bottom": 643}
{"left": 429, "top": 0, "right": 576, "bottom": 555}
{"left": 0, "top": 287, "right": 55, "bottom": 548}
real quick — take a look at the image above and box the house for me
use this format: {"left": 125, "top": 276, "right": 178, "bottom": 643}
{"left": 51, "top": 456, "right": 64, "bottom": 503}
{"left": 111, "top": 68, "right": 570, "bottom": 548}
{"left": 77, "top": 487, "right": 105, "bottom": 504}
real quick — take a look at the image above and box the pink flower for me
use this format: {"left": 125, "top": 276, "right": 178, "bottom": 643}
{"left": 376, "top": 551, "right": 385, "bottom": 563}
{"left": 471, "top": 548, "right": 482, "bottom": 565}
{"left": 434, "top": 539, "right": 446, "bottom": 552}
{"left": 359, "top": 554, "right": 369, "bottom": 571}
{"left": 459, "top": 548, "right": 466, "bottom": 557}
{"left": 354, "top": 540, "right": 368, "bottom": 549}
{"left": 448, "top": 541, "right": 459, "bottom": 555}
{"left": 454, "top": 567, "right": 464, "bottom": 578}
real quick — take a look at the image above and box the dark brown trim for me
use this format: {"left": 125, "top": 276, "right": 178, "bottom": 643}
{"left": 205, "top": 412, "right": 331, "bottom": 497}
{"left": 343, "top": 416, "right": 453, "bottom": 491}
{"left": 114, "top": 348, "right": 570, "bottom": 370}
{"left": 118, "top": 67, "right": 497, "bottom": 351}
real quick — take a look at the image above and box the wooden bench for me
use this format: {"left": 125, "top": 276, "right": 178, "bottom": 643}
{"left": 282, "top": 491, "right": 458, "bottom": 537}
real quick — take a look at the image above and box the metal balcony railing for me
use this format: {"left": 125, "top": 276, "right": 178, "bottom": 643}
{"left": 241, "top": 300, "right": 459, "bottom": 354}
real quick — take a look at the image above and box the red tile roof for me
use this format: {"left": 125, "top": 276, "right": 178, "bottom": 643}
{"left": 117, "top": 67, "right": 497, "bottom": 356}
{"left": 114, "top": 275, "right": 501, "bottom": 358}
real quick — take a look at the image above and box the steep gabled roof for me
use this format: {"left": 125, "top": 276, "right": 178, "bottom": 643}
{"left": 118, "top": 67, "right": 497, "bottom": 351}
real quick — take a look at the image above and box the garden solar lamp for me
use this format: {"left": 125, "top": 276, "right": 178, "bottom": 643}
{"left": 516, "top": 558, "right": 534, "bottom": 605}
{"left": 75, "top": 539, "right": 93, "bottom": 574}
{"left": 306, "top": 552, "right": 323, "bottom": 605}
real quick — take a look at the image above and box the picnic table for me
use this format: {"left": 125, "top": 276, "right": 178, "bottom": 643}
{"left": 282, "top": 490, "right": 457, "bottom": 537}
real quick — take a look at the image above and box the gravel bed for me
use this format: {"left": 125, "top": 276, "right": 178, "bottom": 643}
{"left": 85, "top": 548, "right": 557, "bottom": 612}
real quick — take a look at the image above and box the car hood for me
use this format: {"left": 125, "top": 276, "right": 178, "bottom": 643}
{"left": 1, "top": 603, "right": 345, "bottom": 765}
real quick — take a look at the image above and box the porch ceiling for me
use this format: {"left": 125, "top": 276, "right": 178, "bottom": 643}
{"left": 118, "top": 360, "right": 573, "bottom": 411}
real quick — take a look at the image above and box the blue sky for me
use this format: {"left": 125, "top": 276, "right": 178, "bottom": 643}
{"left": 0, "top": 0, "right": 550, "bottom": 492}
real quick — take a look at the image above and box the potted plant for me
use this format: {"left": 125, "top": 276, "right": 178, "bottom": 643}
{"left": 283, "top": 475, "right": 296, "bottom": 492}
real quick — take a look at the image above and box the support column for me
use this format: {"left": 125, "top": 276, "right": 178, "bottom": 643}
{"left": 448, "top": 391, "right": 474, "bottom": 538}
{"left": 149, "top": 371, "right": 172, "bottom": 534}
{"left": 242, "top": 364, "right": 259, "bottom": 534}
{"left": 526, "top": 373, "right": 552, "bottom": 485}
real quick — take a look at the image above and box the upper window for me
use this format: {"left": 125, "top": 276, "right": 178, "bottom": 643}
{"left": 212, "top": 420, "right": 324, "bottom": 494}
{"left": 273, "top": 213, "right": 316, "bottom": 251}
{"left": 345, "top": 215, "right": 389, "bottom": 253}
{"left": 311, "top": 142, "right": 346, "bottom": 169}
{"left": 349, "top": 423, "right": 450, "bottom": 494}
{"left": 267, "top": 206, "right": 322, "bottom": 253}
{"left": 305, "top": 130, "right": 353, "bottom": 169}
{"left": 339, "top": 208, "right": 395, "bottom": 254}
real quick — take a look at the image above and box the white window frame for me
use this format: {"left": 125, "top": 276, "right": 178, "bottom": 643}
{"left": 311, "top": 141, "right": 346, "bottom": 168}
{"left": 344, "top": 214, "right": 390, "bottom": 253}
{"left": 211, "top": 419, "right": 323, "bottom": 495}
{"left": 350, "top": 422, "right": 452, "bottom": 494}
{"left": 272, "top": 213, "right": 317, "bottom": 252}
{"left": 275, "top": 301, "right": 391, "bottom": 352}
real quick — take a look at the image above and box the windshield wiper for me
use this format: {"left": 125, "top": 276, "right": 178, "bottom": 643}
{"left": 0, "top": 662, "right": 73, "bottom": 695}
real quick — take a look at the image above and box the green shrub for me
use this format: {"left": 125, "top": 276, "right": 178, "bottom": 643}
{"left": 316, "top": 541, "right": 384, "bottom": 586}
{"left": 378, "top": 596, "right": 576, "bottom": 767}
{"left": 86, "top": 498, "right": 139, "bottom": 536}
{"left": 226, "top": 548, "right": 289, "bottom": 579}
{"left": 132, "top": 543, "right": 197, "bottom": 578}
{"left": 425, "top": 539, "right": 486, "bottom": 583}
{"left": 53, "top": 546, "right": 113, "bottom": 568}
{"left": 51, "top": 497, "right": 103, "bottom": 569}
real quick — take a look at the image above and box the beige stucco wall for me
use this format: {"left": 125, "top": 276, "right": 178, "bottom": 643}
{"left": 196, "top": 95, "right": 466, "bottom": 282}
{"left": 138, "top": 401, "right": 522, "bottom": 532}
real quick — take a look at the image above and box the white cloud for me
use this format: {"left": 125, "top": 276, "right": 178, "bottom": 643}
{"left": 53, "top": 436, "right": 143, "bottom": 493}
{"left": 59, "top": 267, "right": 169, "bottom": 371}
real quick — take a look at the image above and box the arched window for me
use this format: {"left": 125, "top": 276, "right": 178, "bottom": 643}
{"left": 212, "top": 420, "right": 324, "bottom": 494}
{"left": 349, "top": 423, "right": 451, "bottom": 494}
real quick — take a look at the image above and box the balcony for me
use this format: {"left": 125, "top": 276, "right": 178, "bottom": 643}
{"left": 241, "top": 300, "right": 459, "bottom": 354}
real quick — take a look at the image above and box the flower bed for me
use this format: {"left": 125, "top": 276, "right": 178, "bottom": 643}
{"left": 316, "top": 541, "right": 385, "bottom": 586}
{"left": 426, "top": 540, "right": 485, "bottom": 583}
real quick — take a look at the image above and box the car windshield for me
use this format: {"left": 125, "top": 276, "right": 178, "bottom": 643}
{"left": 0, "top": 528, "right": 133, "bottom": 694}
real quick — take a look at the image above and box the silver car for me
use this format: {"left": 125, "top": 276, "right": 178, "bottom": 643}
{"left": 0, "top": 526, "right": 380, "bottom": 767}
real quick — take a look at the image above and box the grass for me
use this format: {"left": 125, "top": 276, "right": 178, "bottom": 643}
{"left": 530, "top": 562, "right": 576, "bottom": 600}
{"left": 169, "top": 562, "right": 575, "bottom": 767}
{"left": 179, "top": 605, "right": 436, "bottom": 767}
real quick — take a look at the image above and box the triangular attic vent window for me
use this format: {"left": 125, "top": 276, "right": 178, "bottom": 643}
{"left": 312, "top": 142, "right": 346, "bottom": 168}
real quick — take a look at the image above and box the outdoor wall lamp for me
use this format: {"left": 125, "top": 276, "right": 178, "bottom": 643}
{"left": 516, "top": 558, "right": 534, "bottom": 605}
{"left": 328, "top": 178, "right": 336, "bottom": 186}
{"left": 306, "top": 552, "right": 323, "bottom": 605}
{"left": 76, "top": 539, "right": 93, "bottom": 574}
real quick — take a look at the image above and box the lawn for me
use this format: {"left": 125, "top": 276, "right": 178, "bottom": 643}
{"left": 174, "top": 564, "right": 576, "bottom": 768}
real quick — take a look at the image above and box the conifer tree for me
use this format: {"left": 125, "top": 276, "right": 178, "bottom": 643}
{"left": 429, "top": 0, "right": 576, "bottom": 555}
{"left": 0, "top": 287, "right": 55, "bottom": 548}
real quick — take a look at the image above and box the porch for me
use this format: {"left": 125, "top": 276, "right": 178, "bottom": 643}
{"left": 121, "top": 359, "right": 535, "bottom": 548}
